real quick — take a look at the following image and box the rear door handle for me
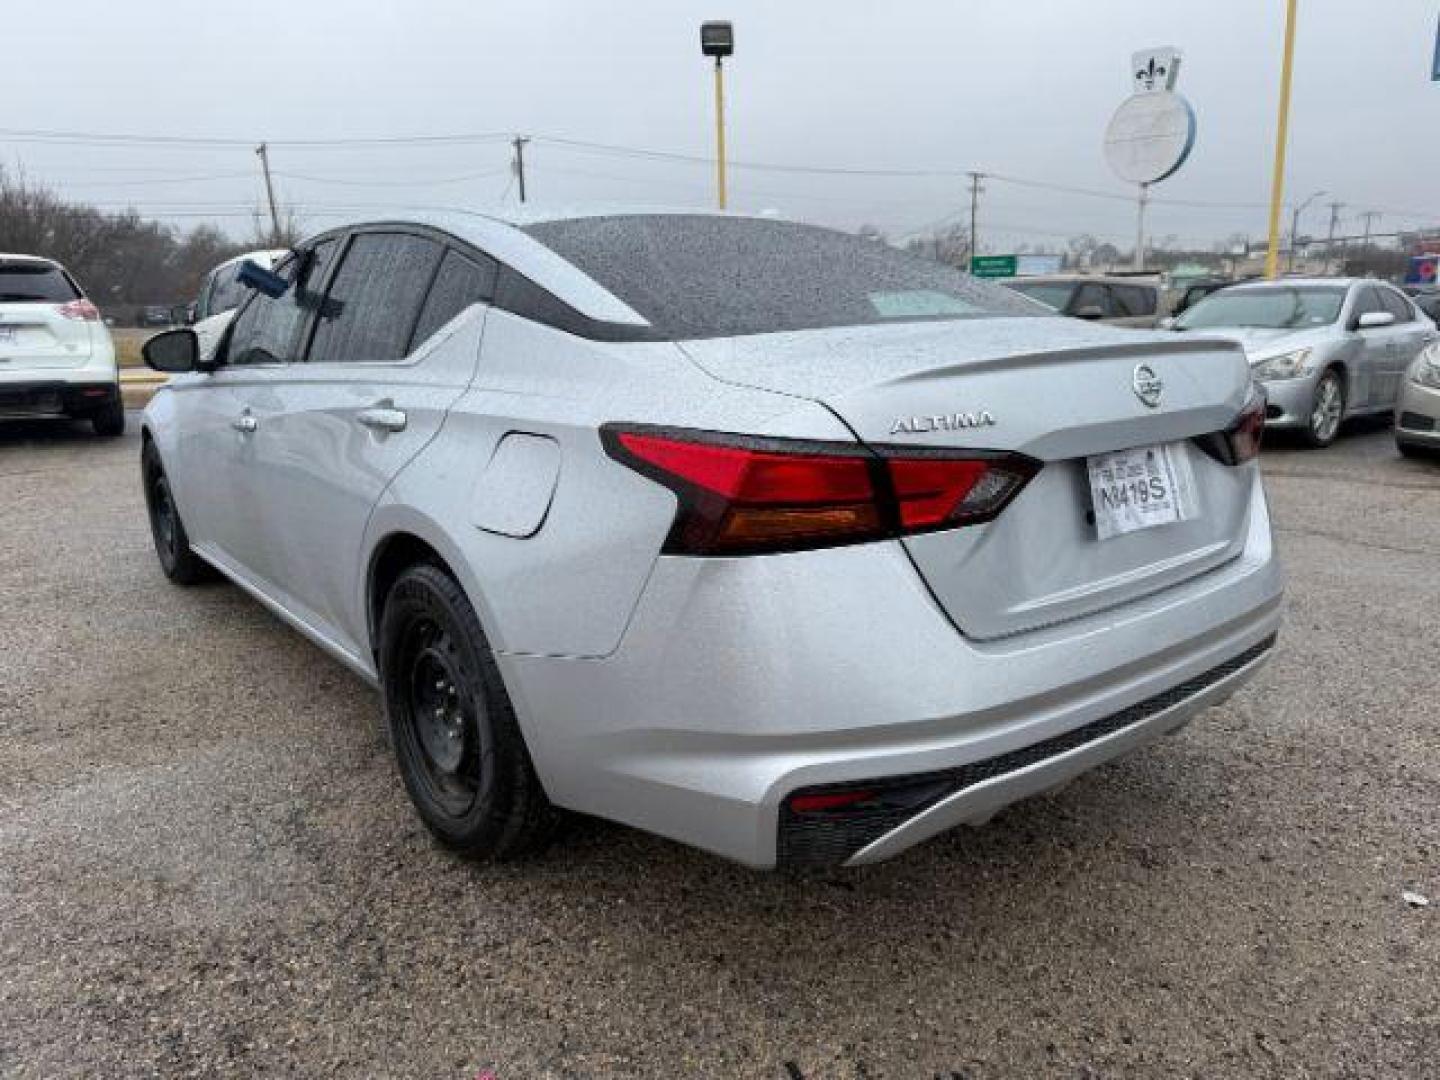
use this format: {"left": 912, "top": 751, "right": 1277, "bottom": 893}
{"left": 231, "top": 413, "right": 257, "bottom": 434}
{"left": 356, "top": 405, "right": 407, "bottom": 433}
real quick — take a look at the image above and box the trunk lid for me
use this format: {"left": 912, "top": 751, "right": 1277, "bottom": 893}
{"left": 680, "top": 317, "right": 1256, "bottom": 639}
{"left": 0, "top": 302, "right": 96, "bottom": 370}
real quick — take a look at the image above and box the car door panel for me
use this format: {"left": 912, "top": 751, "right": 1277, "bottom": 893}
{"left": 232, "top": 234, "right": 494, "bottom": 655}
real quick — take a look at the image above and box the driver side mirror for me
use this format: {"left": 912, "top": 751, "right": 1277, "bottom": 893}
{"left": 1355, "top": 310, "right": 1395, "bottom": 330}
{"left": 142, "top": 328, "right": 201, "bottom": 373}
{"left": 1073, "top": 304, "right": 1106, "bottom": 321}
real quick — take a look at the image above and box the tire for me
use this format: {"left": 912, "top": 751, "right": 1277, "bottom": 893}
{"left": 141, "top": 440, "right": 213, "bottom": 585}
{"left": 92, "top": 396, "right": 126, "bottom": 437}
{"left": 1303, "top": 369, "right": 1345, "bottom": 448}
{"left": 379, "top": 562, "right": 558, "bottom": 859}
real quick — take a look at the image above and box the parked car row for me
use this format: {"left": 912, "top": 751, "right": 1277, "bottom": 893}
{"left": 1002, "top": 272, "right": 1440, "bottom": 454}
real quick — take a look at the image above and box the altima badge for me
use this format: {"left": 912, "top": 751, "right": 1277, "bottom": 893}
{"left": 890, "top": 411, "right": 997, "bottom": 435}
{"left": 1132, "top": 364, "right": 1163, "bottom": 408}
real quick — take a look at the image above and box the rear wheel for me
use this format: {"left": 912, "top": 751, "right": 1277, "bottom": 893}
{"left": 379, "top": 562, "right": 558, "bottom": 859}
{"left": 92, "top": 395, "right": 125, "bottom": 437}
{"left": 1304, "top": 369, "right": 1345, "bottom": 448}
{"left": 141, "top": 441, "right": 212, "bottom": 585}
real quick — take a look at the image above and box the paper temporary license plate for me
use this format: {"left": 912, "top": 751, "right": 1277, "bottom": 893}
{"left": 1086, "top": 442, "right": 1197, "bottom": 540}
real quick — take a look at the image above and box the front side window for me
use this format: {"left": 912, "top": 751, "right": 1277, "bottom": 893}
{"left": 308, "top": 233, "right": 443, "bottom": 364}
{"left": 225, "top": 240, "right": 337, "bottom": 366}
{"left": 1174, "top": 285, "right": 1347, "bottom": 330}
{"left": 1379, "top": 287, "right": 1413, "bottom": 323}
{"left": 1006, "top": 281, "right": 1075, "bottom": 311}
{"left": 522, "top": 215, "right": 1041, "bottom": 340}
{"left": 1112, "top": 284, "right": 1157, "bottom": 317}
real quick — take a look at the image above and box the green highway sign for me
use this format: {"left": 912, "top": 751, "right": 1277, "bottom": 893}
{"left": 969, "top": 254, "right": 1017, "bottom": 278}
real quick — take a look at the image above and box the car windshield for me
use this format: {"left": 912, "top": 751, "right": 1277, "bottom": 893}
{"left": 522, "top": 214, "right": 1044, "bottom": 339}
{"left": 1175, "top": 285, "right": 1346, "bottom": 330}
{"left": 1005, "top": 281, "right": 1074, "bottom": 311}
{"left": 0, "top": 261, "right": 79, "bottom": 303}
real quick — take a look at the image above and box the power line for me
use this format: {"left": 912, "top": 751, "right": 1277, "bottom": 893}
{"left": 0, "top": 126, "right": 513, "bottom": 148}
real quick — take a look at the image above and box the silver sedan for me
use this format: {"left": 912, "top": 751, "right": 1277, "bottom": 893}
{"left": 137, "top": 209, "right": 1282, "bottom": 869}
{"left": 1170, "top": 278, "right": 1438, "bottom": 447}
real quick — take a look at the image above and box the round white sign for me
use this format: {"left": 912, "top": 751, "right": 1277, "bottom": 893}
{"left": 1103, "top": 91, "right": 1196, "bottom": 185}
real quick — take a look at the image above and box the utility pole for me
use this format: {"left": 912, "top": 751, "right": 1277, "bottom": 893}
{"left": 1134, "top": 182, "right": 1150, "bottom": 272}
{"left": 966, "top": 171, "right": 985, "bottom": 267}
{"left": 511, "top": 136, "right": 530, "bottom": 203}
{"left": 1287, "top": 189, "right": 1324, "bottom": 273}
{"left": 1358, "top": 210, "right": 1381, "bottom": 249}
{"left": 1325, "top": 200, "right": 1345, "bottom": 273}
{"left": 254, "top": 142, "right": 282, "bottom": 246}
{"left": 1263, "top": 0, "right": 1299, "bottom": 278}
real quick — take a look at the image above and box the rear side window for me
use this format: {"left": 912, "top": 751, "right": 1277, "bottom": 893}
{"left": 522, "top": 215, "right": 1040, "bottom": 339}
{"left": 409, "top": 249, "right": 496, "bottom": 351}
{"left": 0, "top": 261, "right": 79, "bottom": 303}
{"left": 1112, "top": 284, "right": 1157, "bottom": 317}
{"left": 308, "top": 233, "right": 443, "bottom": 364}
{"left": 227, "top": 240, "right": 337, "bottom": 366}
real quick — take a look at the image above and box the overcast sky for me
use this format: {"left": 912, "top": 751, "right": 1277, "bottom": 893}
{"left": 4, "top": 0, "right": 1438, "bottom": 252}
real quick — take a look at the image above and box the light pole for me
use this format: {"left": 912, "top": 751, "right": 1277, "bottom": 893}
{"left": 1288, "top": 189, "right": 1324, "bottom": 272}
{"left": 1263, "top": 0, "right": 1299, "bottom": 279}
{"left": 700, "top": 21, "right": 733, "bottom": 210}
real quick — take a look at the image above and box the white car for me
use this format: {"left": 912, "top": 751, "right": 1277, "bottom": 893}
{"left": 139, "top": 210, "right": 1283, "bottom": 869}
{"left": 0, "top": 254, "right": 124, "bottom": 435}
{"left": 190, "top": 249, "right": 289, "bottom": 363}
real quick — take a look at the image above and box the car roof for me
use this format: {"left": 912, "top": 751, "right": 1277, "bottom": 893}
{"left": 308, "top": 205, "right": 769, "bottom": 328}
{"left": 1011, "top": 274, "right": 1159, "bottom": 287}
{"left": 1236, "top": 277, "right": 1364, "bottom": 289}
{"left": 0, "top": 253, "right": 62, "bottom": 267}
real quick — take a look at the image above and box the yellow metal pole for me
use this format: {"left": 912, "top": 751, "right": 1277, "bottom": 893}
{"left": 1264, "top": 0, "right": 1299, "bottom": 279}
{"left": 714, "top": 57, "right": 728, "bottom": 210}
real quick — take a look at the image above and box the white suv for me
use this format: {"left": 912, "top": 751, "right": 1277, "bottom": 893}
{"left": 0, "top": 254, "right": 123, "bottom": 435}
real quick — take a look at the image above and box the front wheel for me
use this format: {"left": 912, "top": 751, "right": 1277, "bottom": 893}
{"left": 379, "top": 563, "right": 558, "bottom": 859}
{"left": 1304, "top": 369, "right": 1345, "bottom": 448}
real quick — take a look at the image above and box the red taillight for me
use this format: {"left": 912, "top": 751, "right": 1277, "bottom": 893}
{"left": 1196, "top": 385, "right": 1266, "bottom": 466}
{"left": 1228, "top": 386, "right": 1266, "bottom": 463}
{"left": 603, "top": 426, "right": 1038, "bottom": 555}
{"left": 56, "top": 299, "right": 100, "bottom": 321}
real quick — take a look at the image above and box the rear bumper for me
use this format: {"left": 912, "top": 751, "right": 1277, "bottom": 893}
{"left": 1395, "top": 380, "right": 1440, "bottom": 446}
{"left": 0, "top": 380, "right": 120, "bottom": 419}
{"left": 502, "top": 479, "right": 1284, "bottom": 869}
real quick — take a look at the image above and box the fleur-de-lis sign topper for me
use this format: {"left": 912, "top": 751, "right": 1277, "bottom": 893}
{"left": 1132, "top": 48, "right": 1181, "bottom": 94}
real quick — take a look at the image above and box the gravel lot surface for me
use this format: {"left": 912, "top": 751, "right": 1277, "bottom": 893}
{"left": 1, "top": 416, "right": 1436, "bottom": 1078}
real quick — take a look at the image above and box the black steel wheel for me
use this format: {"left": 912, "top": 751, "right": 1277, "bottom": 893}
{"left": 379, "top": 562, "right": 558, "bottom": 858}
{"left": 141, "top": 440, "right": 211, "bottom": 585}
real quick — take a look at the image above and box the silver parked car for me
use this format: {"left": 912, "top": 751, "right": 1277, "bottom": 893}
{"left": 1394, "top": 343, "right": 1440, "bottom": 458}
{"left": 1171, "top": 278, "right": 1438, "bottom": 447}
{"left": 138, "top": 210, "right": 1282, "bottom": 869}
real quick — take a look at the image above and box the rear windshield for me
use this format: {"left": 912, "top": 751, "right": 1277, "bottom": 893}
{"left": 0, "top": 261, "right": 79, "bottom": 303}
{"left": 1175, "top": 285, "right": 1346, "bottom": 330}
{"left": 522, "top": 215, "right": 1044, "bottom": 339}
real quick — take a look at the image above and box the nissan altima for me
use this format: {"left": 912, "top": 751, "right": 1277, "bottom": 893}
{"left": 139, "top": 209, "right": 1283, "bottom": 869}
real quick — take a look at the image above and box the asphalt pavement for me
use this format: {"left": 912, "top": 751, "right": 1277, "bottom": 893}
{"left": 1, "top": 415, "right": 1437, "bottom": 1078}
